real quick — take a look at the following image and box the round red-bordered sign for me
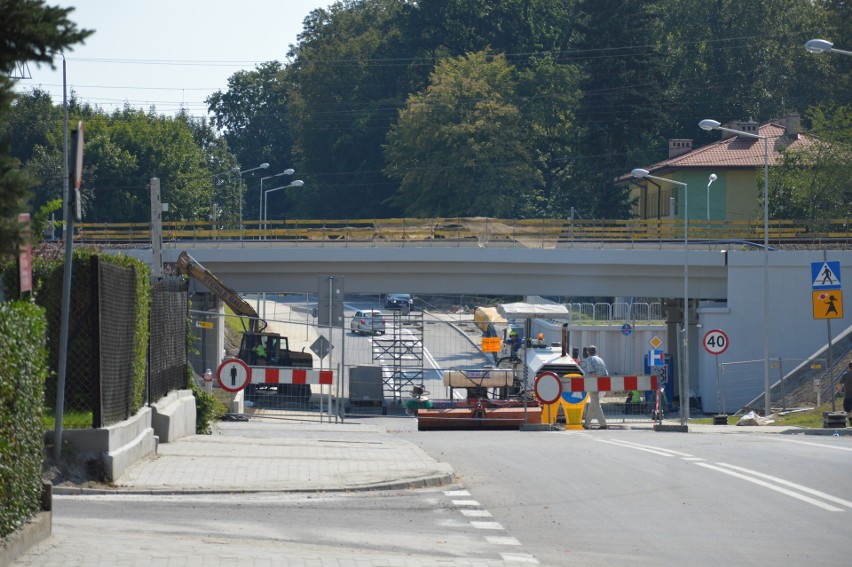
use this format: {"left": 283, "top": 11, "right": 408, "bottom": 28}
{"left": 217, "top": 358, "right": 251, "bottom": 392}
{"left": 703, "top": 329, "right": 730, "bottom": 356}
{"left": 534, "top": 371, "right": 563, "bottom": 404}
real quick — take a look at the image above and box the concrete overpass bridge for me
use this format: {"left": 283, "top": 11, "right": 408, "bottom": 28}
{"left": 107, "top": 225, "right": 850, "bottom": 415}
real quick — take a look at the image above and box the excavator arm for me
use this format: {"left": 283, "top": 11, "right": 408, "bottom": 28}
{"left": 176, "top": 251, "right": 266, "bottom": 333}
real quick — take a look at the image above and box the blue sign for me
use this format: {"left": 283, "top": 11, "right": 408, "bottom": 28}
{"left": 562, "top": 391, "right": 587, "bottom": 404}
{"left": 648, "top": 349, "right": 665, "bottom": 367}
{"left": 621, "top": 323, "right": 633, "bottom": 336}
{"left": 812, "top": 261, "right": 841, "bottom": 290}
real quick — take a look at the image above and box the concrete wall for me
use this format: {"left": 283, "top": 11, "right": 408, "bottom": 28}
{"left": 696, "top": 250, "right": 851, "bottom": 413}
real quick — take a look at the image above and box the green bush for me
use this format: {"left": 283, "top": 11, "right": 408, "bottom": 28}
{"left": 0, "top": 301, "right": 49, "bottom": 537}
{"left": 186, "top": 367, "right": 226, "bottom": 435}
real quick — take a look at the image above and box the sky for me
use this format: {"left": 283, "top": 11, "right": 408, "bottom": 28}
{"left": 14, "top": 0, "right": 334, "bottom": 117}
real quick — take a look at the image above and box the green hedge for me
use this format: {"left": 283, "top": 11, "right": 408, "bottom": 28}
{"left": 0, "top": 301, "right": 49, "bottom": 537}
{"left": 2, "top": 249, "right": 150, "bottom": 424}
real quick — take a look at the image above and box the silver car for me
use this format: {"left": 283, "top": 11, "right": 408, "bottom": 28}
{"left": 351, "top": 309, "right": 387, "bottom": 335}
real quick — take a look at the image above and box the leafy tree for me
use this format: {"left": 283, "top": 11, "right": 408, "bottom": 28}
{"left": 287, "top": 0, "right": 419, "bottom": 219}
{"left": 0, "top": 0, "right": 91, "bottom": 257}
{"left": 207, "top": 61, "right": 294, "bottom": 222}
{"left": 767, "top": 105, "right": 852, "bottom": 224}
{"left": 385, "top": 50, "right": 541, "bottom": 217}
{"left": 571, "top": 0, "right": 668, "bottom": 218}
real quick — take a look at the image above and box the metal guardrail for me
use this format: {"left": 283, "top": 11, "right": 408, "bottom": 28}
{"left": 74, "top": 217, "right": 852, "bottom": 248}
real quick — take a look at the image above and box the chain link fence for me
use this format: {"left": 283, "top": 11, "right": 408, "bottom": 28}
{"left": 718, "top": 357, "right": 831, "bottom": 414}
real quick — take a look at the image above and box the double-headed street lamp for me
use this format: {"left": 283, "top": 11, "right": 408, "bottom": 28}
{"left": 259, "top": 169, "right": 295, "bottom": 237}
{"left": 632, "top": 168, "right": 690, "bottom": 426}
{"left": 805, "top": 39, "right": 852, "bottom": 56}
{"left": 263, "top": 180, "right": 305, "bottom": 238}
{"left": 237, "top": 162, "right": 269, "bottom": 238}
{"left": 699, "top": 118, "right": 771, "bottom": 418}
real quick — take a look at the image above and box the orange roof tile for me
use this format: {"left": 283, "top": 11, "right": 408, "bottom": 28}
{"left": 618, "top": 123, "right": 818, "bottom": 181}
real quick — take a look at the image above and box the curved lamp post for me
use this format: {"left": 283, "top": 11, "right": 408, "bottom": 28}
{"left": 700, "top": 118, "right": 771, "bottom": 418}
{"left": 259, "top": 169, "right": 295, "bottom": 237}
{"left": 263, "top": 180, "right": 305, "bottom": 239}
{"left": 237, "top": 162, "right": 269, "bottom": 239}
{"left": 632, "top": 168, "right": 690, "bottom": 425}
{"left": 706, "top": 174, "right": 717, "bottom": 222}
{"left": 805, "top": 39, "right": 852, "bottom": 56}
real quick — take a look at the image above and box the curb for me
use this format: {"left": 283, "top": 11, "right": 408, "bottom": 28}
{"left": 51, "top": 470, "right": 457, "bottom": 497}
{"left": 0, "top": 511, "right": 51, "bottom": 567}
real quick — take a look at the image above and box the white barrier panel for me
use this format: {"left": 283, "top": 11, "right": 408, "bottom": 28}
{"left": 562, "top": 375, "right": 657, "bottom": 392}
{"left": 250, "top": 367, "right": 334, "bottom": 385}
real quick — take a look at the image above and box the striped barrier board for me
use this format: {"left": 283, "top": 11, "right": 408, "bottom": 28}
{"left": 563, "top": 375, "right": 657, "bottom": 392}
{"left": 250, "top": 367, "right": 334, "bottom": 385}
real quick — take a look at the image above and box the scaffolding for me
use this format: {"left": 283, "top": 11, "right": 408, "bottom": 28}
{"left": 372, "top": 308, "right": 424, "bottom": 401}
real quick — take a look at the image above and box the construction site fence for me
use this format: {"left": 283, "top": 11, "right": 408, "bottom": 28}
{"left": 73, "top": 216, "right": 852, "bottom": 248}
{"left": 191, "top": 298, "right": 667, "bottom": 423}
{"left": 718, "top": 357, "right": 835, "bottom": 415}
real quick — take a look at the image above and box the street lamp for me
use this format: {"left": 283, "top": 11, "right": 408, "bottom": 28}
{"left": 700, "top": 118, "right": 771, "bottom": 418}
{"left": 632, "top": 168, "right": 690, "bottom": 426}
{"left": 706, "top": 174, "right": 717, "bottom": 222}
{"left": 259, "top": 169, "right": 295, "bottom": 238}
{"left": 237, "top": 162, "right": 269, "bottom": 239}
{"left": 805, "top": 39, "right": 852, "bottom": 56}
{"left": 263, "top": 180, "right": 304, "bottom": 238}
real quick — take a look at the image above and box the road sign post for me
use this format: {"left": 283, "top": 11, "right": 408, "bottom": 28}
{"left": 703, "top": 329, "right": 729, "bottom": 415}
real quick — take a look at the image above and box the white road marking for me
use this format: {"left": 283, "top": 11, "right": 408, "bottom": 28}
{"left": 597, "top": 439, "right": 676, "bottom": 457}
{"left": 681, "top": 457, "right": 705, "bottom": 462}
{"left": 444, "top": 490, "right": 470, "bottom": 497}
{"left": 607, "top": 438, "right": 694, "bottom": 457}
{"left": 695, "top": 463, "right": 844, "bottom": 512}
{"left": 470, "top": 521, "right": 504, "bottom": 530}
{"left": 485, "top": 536, "right": 521, "bottom": 545}
{"left": 716, "top": 462, "right": 852, "bottom": 509}
{"left": 775, "top": 438, "right": 852, "bottom": 452}
{"left": 451, "top": 499, "right": 480, "bottom": 506}
{"left": 500, "top": 552, "right": 540, "bottom": 563}
{"left": 460, "top": 509, "right": 492, "bottom": 517}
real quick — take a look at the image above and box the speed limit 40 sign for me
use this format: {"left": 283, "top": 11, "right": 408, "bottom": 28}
{"left": 703, "top": 329, "right": 729, "bottom": 355}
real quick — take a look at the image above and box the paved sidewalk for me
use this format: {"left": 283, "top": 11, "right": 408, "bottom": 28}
{"left": 53, "top": 416, "right": 455, "bottom": 496}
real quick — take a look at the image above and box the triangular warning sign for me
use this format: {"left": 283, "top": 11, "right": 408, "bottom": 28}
{"left": 812, "top": 261, "right": 841, "bottom": 290}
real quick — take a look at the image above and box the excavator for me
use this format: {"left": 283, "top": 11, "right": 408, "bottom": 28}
{"left": 176, "top": 251, "right": 314, "bottom": 402}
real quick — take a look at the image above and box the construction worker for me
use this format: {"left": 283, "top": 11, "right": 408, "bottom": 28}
{"left": 584, "top": 345, "right": 608, "bottom": 429}
{"left": 506, "top": 330, "right": 522, "bottom": 355}
{"left": 252, "top": 338, "right": 267, "bottom": 364}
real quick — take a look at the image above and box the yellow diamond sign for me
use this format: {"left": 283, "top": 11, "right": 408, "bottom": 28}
{"left": 650, "top": 336, "right": 663, "bottom": 349}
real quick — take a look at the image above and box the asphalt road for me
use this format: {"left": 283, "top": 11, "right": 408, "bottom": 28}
{"left": 392, "top": 420, "right": 852, "bottom": 566}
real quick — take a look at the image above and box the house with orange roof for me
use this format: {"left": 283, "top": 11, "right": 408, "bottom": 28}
{"left": 620, "top": 115, "right": 816, "bottom": 222}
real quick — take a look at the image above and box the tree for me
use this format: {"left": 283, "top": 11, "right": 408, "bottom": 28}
{"left": 572, "top": 0, "right": 668, "bottom": 218}
{"left": 385, "top": 50, "right": 541, "bottom": 217}
{"left": 207, "top": 61, "right": 294, "bottom": 222}
{"left": 767, "top": 105, "right": 852, "bottom": 225}
{"left": 0, "top": 0, "right": 91, "bottom": 257}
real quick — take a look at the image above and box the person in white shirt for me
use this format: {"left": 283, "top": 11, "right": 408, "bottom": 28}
{"left": 584, "top": 345, "right": 608, "bottom": 429}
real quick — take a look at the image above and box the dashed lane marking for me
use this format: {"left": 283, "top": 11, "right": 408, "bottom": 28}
{"left": 451, "top": 499, "right": 480, "bottom": 506}
{"left": 485, "top": 536, "right": 521, "bottom": 545}
{"left": 460, "top": 509, "right": 492, "bottom": 517}
{"left": 470, "top": 521, "right": 504, "bottom": 530}
{"left": 501, "top": 552, "right": 540, "bottom": 563}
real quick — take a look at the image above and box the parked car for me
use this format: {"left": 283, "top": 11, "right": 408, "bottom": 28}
{"left": 351, "top": 309, "right": 387, "bottom": 335}
{"left": 385, "top": 293, "right": 414, "bottom": 310}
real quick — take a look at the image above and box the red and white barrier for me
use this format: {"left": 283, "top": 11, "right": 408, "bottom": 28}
{"left": 563, "top": 375, "right": 657, "bottom": 393}
{"left": 250, "top": 367, "right": 334, "bottom": 385}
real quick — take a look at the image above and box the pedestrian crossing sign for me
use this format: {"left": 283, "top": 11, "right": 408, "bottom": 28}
{"left": 811, "top": 261, "right": 841, "bottom": 290}
{"left": 812, "top": 290, "right": 843, "bottom": 319}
